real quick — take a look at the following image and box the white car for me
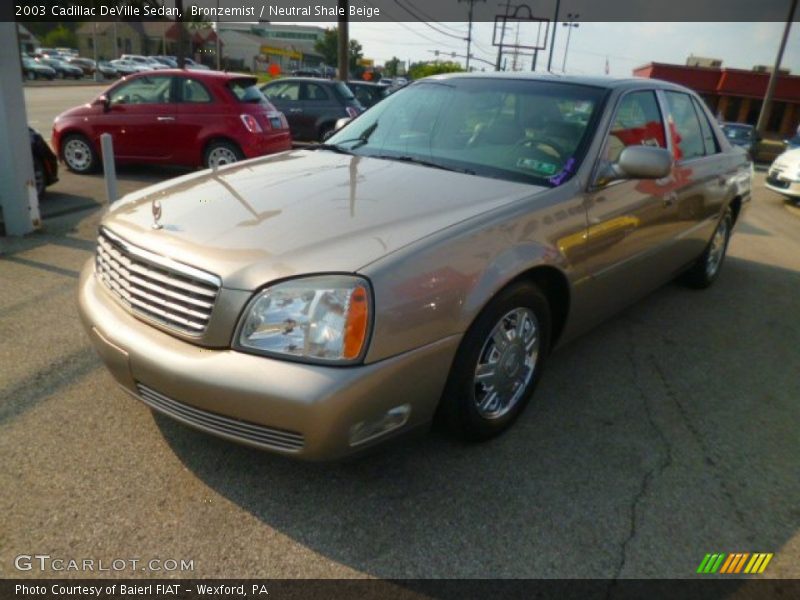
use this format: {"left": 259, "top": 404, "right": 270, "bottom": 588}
{"left": 120, "top": 54, "right": 169, "bottom": 70}
{"left": 109, "top": 59, "right": 151, "bottom": 76}
{"left": 766, "top": 148, "right": 800, "bottom": 199}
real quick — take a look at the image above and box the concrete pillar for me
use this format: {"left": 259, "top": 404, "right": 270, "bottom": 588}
{"left": 737, "top": 98, "right": 751, "bottom": 123}
{"left": 717, "top": 95, "right": 729, "bottom": 120}
{"left": 778, "top": 102, "right": 796, "bottom": 136}
{"left": 0, "top": 22, "right": 39, "bottom": 236}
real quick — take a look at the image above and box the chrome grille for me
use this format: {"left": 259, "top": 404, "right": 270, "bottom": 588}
{"left": 136, "top": 383, "right": 305, "bottom": 452}
{"left": 95, "top": 228, "right": 221, "bottom": 335}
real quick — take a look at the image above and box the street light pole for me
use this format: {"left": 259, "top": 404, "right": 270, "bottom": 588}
{"left": 547, "top": 0, "right": 560, "bottom": 72}
{"left": 755, "top": 0, "right": 797, "bottom": 136}
{"left": 337, "top": 0, "right": 349, "bottom": 80}
{"left": 561, "top": 13, "right": 579, "bottom": 73}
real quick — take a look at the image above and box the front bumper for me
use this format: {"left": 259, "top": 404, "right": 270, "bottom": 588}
{"left": 78, "top": 262, "right": 459, "bottom": 460}
{"left": 765, "top": 172, "right": 800, "bottom": 198}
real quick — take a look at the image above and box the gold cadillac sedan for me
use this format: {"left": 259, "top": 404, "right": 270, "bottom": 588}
{"left": 78, "top": 73, "right": 752, "bottom": 459}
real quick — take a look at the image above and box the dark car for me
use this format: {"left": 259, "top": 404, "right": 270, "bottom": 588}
{"left": 30, "top": 127, "right": 58, "bottom": 198}
{"left": 291, "top": 69, "right": 323, "bottom": 78}
{"left": 784, "top": 134, "right": 800, "bottom": 151}
{"left": 96, "top": 61, "right": 119, "bottom": 79}
{"left": 720, "top": 122, "right": 759, "bottom": 158}
{"left": 22, "top": 57, "right": 56, "bottom": 80}
{"left": 346, "top": 80, "right": 386, "bottom": 108}
{"left": 37, "top": 57, "right": 83, "bottom": 79}
{"left": 67, "top": 57, "right": 96, "bottom": 76}
{"left": 52, "top": 70, "right": 292, "bottom": 173}
{"left": 260, "top": 77, "right": 363, "bottom": 141}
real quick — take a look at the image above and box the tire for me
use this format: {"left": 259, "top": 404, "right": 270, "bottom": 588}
{"left": 680, "top": 208, "right": 733, "bottom": 289}
{"left": 436, "top": 281, "right": 551, "bottom": 441}
{"left": 203, "top": 140, "right": 243, "bottom": 169}
{"left": 33, "top": 157, "right": 46, "bottom": 199}
{"left": 318, "top": 123, "right": 334, "bottom": 142}
{"left": 61, "top": 133, "right": 99, "bottom": 174}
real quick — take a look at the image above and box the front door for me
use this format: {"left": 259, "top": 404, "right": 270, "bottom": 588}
{"left": 102, "top": 74, "right": 177, "bottom": 161}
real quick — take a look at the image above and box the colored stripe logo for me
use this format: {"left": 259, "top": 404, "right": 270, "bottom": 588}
{"left": 696, "top": 553, "right": 773, "bottom": 574}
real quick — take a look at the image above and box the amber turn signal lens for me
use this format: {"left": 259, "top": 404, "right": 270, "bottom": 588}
{"left": 343, "top": 285, "right": 369, "bottom": 359}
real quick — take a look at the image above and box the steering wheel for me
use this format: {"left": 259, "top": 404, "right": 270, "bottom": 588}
{"left": 515, "top": 137, "right": 566, "bottom": 160}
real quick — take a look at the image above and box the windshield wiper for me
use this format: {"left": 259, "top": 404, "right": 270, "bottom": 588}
{"left": 311, "top": 142, "right": 353, "bottom": 155}
{"left": 314, "top": 122, "right": 379, "bottom": 154}
{"left": 371, "top": 154, "right": 476, "bottom": 175}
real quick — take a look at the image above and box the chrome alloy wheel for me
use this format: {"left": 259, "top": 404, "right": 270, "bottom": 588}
{"left": 473, "top": 307, "right": 540, "bottom": 420}
{"left": 63, "top": 138, "right": 92, "bottom": 172}
{"left": 207, "top": 146, "right": 238, "bottom": 168}
{"left": 705, "top": 216, "right": 729, "bottom": 278}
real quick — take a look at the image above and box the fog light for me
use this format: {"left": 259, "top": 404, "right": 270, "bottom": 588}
{"left": 349, "top": 404, "right": 411, "bottom": 447}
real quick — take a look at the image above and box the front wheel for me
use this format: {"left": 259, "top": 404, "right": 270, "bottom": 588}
{"left": 680, "top": 208, "right": 732, "bottom": 289}
{"left": 203, "top": 140, "right": 243, "bottom": 169}
{"left": 33, "top": 157, "right": 46, "bottom": 198}
{"left": 62, "top": 133, "right": 99, "bottom": 174}
{"left": 436, "top": 281, "right": 551, "bottom": 441}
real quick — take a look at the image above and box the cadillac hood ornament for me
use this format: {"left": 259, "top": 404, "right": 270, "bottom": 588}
{"left": 151, "top": 199, "right": 163, "bottom": 230}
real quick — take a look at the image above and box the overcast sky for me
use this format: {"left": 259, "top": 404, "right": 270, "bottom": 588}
{"left": 285, "top": 21, "right": 800, "bottom": 76}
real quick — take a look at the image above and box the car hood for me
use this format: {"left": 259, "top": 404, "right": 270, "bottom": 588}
{"left": 102, "top": 150, "right": 546, "bottom": 290}
{"left": 772, "top": 148, "right": 800, "bottom": 170}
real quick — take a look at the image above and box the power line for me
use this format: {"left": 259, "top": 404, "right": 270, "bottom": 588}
{"left": 393, "top": 0, "right": 467, "bottom": 41}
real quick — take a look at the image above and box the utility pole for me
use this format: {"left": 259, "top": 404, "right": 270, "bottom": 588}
{"left": 547, "top": 0, "right": 560, "bottom": 72}
{"left": 459, "top": 0, "right": 483, "bottom": 72}
{"left": 175, "top": 0, "right": 185, "bottom": 68}
{"left": 495, "top": 0, "right": 512, "bottom": 71}
{"left": 215, "top": 0, "right": 221, "bottom": 70}
{"left": 337, "top": 0, "right": 349, "bottom": 80}
{"left": 561, "top": 13, "right": 579, "bottom": 73}
{"left": 755, "top": 0, "right": 797, "bottom": 136}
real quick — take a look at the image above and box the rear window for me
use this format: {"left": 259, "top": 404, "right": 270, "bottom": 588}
{"left": 334, "top": 81, "right": 355, "bottom": 100}
{"left": 228, "top": 78, "right": 268, "bottom": 104}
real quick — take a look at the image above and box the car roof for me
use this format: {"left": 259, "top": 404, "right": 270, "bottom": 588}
{"left": 124, "top": 69, "right": 255, "bottom": 82}
{"left": 426, "top": 71, "right": 698, "bottom": 93}
{"left": 264, "top": 77, "right": 337, "bottom": 85}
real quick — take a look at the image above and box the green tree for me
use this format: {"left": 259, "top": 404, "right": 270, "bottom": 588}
{"left": 314, "top": 28, "right": 364, "bottom": 75}
{"left": 408, "top": 61, "right": 464, "bottom": 80}
{"left": 384, "top": 56, "right": 401, "bottom": 77}
{"left": 41, "top": 25, "right": 78, "bottom": 49}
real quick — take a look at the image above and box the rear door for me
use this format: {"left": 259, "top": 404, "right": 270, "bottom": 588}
{"left": 300, "top": 81, "right": 341, "bottom": 140}
{"left": 659, "top": 90, "right": 729, "bottom": 266}
{"left": 102, "top": 74, "right": 177, "bottom": 160}
{"left": 174, "top": 75, "right": 218, "bottom": 165}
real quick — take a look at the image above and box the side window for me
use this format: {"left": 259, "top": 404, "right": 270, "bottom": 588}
{"left": 304, "top": 84, "right": 330, "bottom": 102}
{"left": 263, "top": 82, "right": 300, "bottom": 101}
{"left": 180, "top": 78, "right": 212, "bottom": 103}
{"left": 604, "top": 91, "right": 666, "bottom": 163}
{"left": 109, "top": 76, "right": 173, "bottom": 105}
{"left": 664, "top": 91, "right": 706, "bottom": 161}
{"left": 692, "top": 97, "right": 720, "bottom": 155}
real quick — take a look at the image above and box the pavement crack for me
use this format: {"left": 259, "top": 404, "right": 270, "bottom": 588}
{"left": 609, "top": 328, "right": 674, "bottom": 589}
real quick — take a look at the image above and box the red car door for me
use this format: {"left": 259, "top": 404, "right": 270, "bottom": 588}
{"left": 173, "top": 75, "right": 219, "bottom": 166}
{"left": 103, "top": 74, "right": 177, "bottom": 161}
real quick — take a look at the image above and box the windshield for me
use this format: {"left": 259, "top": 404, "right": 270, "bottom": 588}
{"left": 722, "top": 125, "right": 753, "bottom": 140}
{"left": 326, "top": 77, "right": 606, "bottom": 186}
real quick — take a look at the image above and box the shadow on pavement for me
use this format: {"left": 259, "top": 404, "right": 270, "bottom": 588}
{"left": 154, "top": 256, "right": 800, "bottom": 578}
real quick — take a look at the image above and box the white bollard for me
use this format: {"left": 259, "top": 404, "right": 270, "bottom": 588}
{"left": 100, "top": 133, "right": 118, "bottom": 204}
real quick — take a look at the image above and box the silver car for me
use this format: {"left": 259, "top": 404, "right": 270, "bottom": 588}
{"left": 78, "top": 73, "right": 752, "bottom": 460}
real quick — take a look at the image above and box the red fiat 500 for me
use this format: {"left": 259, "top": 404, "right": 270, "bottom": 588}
{"left": 52, "top": 70, "right": 292, "bottom": 173}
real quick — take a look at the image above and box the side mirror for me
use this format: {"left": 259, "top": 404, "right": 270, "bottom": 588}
{"left": 94, "top": 94, "right": 109, "bottom": 112}
{"left": 617, "top": 146, "right": 673, "bottom": 179}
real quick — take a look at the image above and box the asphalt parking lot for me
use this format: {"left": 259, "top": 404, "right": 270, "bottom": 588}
{"left": 1, "top": 86, "right": 799, "bottom": 580}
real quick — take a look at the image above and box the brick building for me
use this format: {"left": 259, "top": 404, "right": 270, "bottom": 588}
{"left": 634, "top": 61, "right": 800, "bottom": 138}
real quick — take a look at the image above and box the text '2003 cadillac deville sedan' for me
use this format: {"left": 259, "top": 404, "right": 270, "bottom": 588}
{"left": 78, "top": 73, "right": 752, "bottom": 460}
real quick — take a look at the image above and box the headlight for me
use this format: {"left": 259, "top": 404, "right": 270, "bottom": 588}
{"left": 237, "top": 275, "right": 371, "bottom": 364}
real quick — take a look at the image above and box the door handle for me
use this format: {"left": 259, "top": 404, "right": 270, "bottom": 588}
{"left": 663, "top": 192, "right": 677, "bottom": 207}
{"left": 157, "top": 116, "right": 175, "bottom": 122}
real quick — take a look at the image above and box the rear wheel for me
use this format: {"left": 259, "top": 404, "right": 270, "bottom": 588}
{"left": 681, "top": 208, "right": 732, "bottom": 289}
{"left": 203, "top": 140, "right": 243, "bottom": 169}
{"left": 62, "top": 134, "right": 98, "bottom": 174}
{"left": 436, "top": 281, "right": 551, "bottom": 441}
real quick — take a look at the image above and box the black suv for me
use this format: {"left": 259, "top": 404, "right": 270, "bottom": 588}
{"left": 260, "top": 78, "right": 364, "bottom": 141}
